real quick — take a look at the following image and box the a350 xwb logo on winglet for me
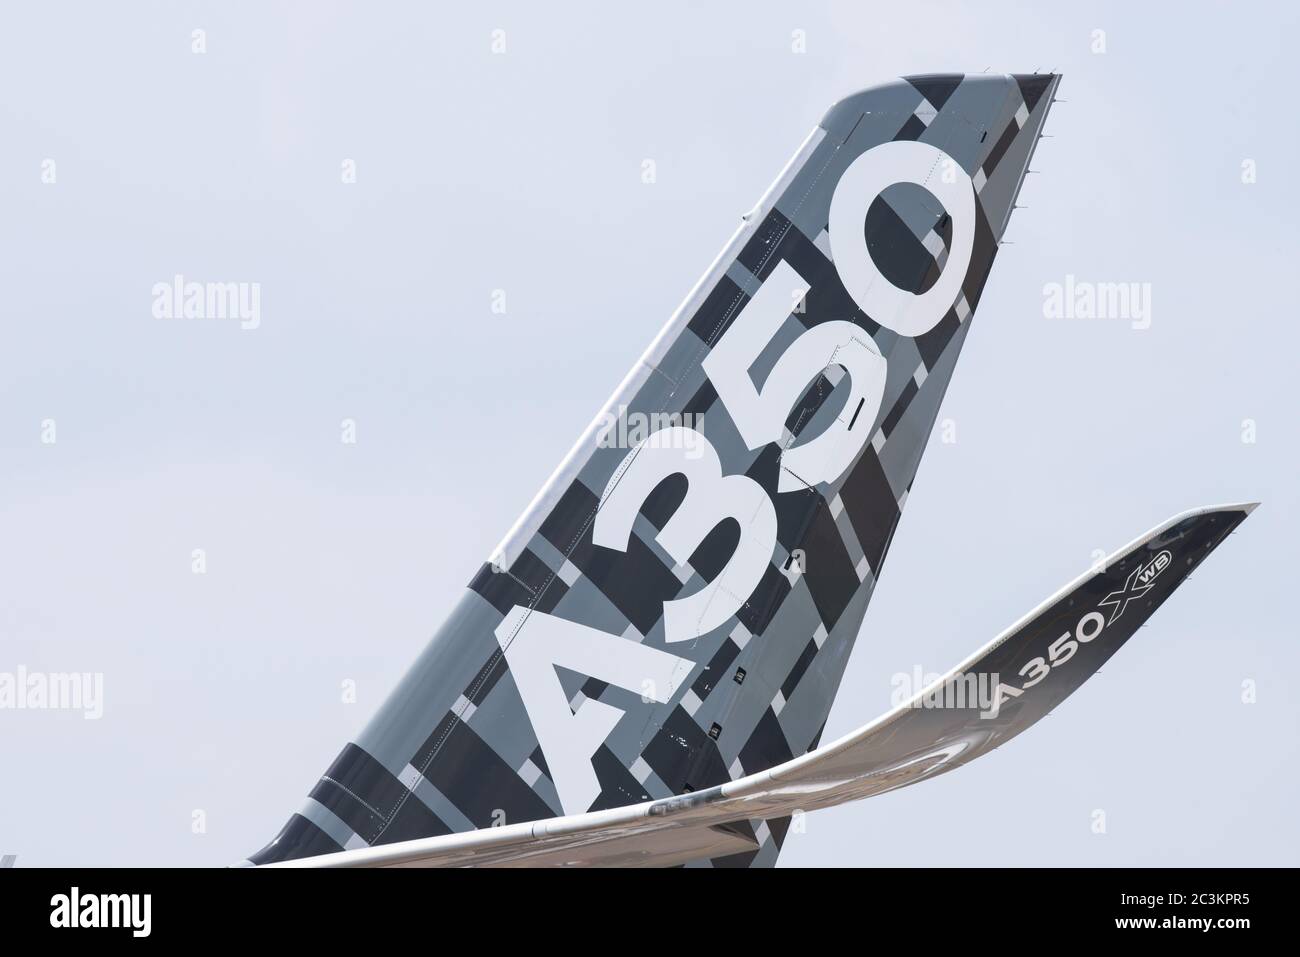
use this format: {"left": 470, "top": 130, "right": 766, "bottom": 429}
{"left": 1098, "top": 549, "right": 1172, "bottom": 624}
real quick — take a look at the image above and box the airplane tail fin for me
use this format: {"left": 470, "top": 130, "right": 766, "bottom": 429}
{"left": 249, "top": 73, "right": 1060, "bottom": 866}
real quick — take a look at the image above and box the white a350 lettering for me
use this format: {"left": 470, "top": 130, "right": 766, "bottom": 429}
{"left": 593, "top": 426, "right": 777, "bottom": 643}
{"left": 500, "top": 139, "right": 977, "bottom": 814}
{"left": 703, "top": 260, "right": 887, "bottom": 492}
{"left": 828, "top": 140, "right": 976, "bottom": 337}
{"left": 495, "top": 606, "right": 694, "bottom": 815}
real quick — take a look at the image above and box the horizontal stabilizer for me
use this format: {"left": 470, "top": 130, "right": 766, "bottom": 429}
{"left": 264, "top": 503, "right": 1254, "bottom": 867}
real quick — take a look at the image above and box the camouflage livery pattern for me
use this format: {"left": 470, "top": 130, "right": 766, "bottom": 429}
{"left": 249, "top": 72, "right": 1060, "bottom": 867}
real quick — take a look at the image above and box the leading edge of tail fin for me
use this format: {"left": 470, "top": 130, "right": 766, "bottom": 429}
{"left": 249, "top": 73, "right": 1060, "bottom": 866}
{"left": 268, "top": 504, "right": 1255, "bottom": 868}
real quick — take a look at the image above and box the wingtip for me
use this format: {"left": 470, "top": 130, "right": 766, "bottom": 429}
{"left": 1213, "top": 501, "right": 1260, "bottom": 516}
{"left": 1170, "top": 501, "right": 1260, "bottom": 521}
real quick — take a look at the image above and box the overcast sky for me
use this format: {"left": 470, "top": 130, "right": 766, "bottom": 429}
{"left": 1, "top": 1, "right": 1296, "bottom": 866}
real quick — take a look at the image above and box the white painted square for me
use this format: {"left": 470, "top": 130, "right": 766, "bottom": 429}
{"left": 399, "top": 764, "right": 423, "bottom": 792}
{"left": 814, "top": 228, "right": 833, "bottom": 260}
{"left": 557, "top": 559, "right": 581, "bottom": 587}
{"left": 454, "top": 694, "right": 477, "bottom": 722}
{"left": 630, "top": 756, "right": 653, "bottom": 784}
{"left": 518, "top": 758, "right": 542, "bottom": 787}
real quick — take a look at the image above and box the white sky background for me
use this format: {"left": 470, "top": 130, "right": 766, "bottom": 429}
{"left": 0, "top": 0, "right": 1296, "bottom": 866}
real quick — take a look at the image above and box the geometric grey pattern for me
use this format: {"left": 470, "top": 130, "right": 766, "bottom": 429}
{"left": 249, "top": 72, "right": 1061, "bottom": 868}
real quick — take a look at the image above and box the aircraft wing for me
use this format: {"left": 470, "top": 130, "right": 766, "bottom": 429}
{"left": 266, "top": 502, "right": 1254, "bottom": 867}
